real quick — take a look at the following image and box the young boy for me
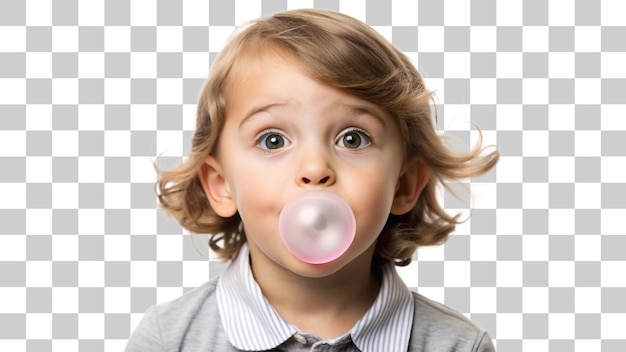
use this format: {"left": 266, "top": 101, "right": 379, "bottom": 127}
{"left": 126, "top": 8, "right": 499, "bottom": 352}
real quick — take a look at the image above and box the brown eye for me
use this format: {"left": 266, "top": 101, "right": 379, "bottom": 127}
{"left": 258, "top": 132, "right": 290, "bottom": 150}
{"left": 337, "top": 130, "right": 370, "bottom": 149}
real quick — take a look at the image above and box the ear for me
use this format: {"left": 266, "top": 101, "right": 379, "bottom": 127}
{"left": 198, "top": 156, "right": 238, "bottom": 218}
{"left": 391, "top": 158, "right": 429, "bottom": 215}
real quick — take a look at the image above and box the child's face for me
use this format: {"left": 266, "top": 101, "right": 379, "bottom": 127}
{"left": 202, "top": 52, "right": 419, "bottom": 277}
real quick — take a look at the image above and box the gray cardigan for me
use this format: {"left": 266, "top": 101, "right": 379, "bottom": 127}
{"left": 125, "top": 279, "right": 495, "bottom": 352}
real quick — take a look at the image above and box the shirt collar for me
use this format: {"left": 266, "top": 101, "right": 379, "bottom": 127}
{"left": 216, "top": 243, "right": 414, "bottom": 351}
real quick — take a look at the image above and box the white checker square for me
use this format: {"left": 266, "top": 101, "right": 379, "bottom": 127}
{"left": 288, "top": 0, "right": 314, "bottom": 10}
{"left": 78, "top": 0, "right": 104, "bottom": 26}
{"left": 443, "top": 261, "right": 470, "bottom": 287}
{"left": 79, "top": 156, "right": 105, "bottom": 183}
{"left": 26, "top": 261, "right": 53, "bottom": 287}
{"left": 443, "top": 104, "right": 470, "bottom": 130}
{"left": 78, "top": 210, "right": 105, "bottom": 235}
{"left": 0, "top": 26, "right": 25, "bottom": 52}
{"left": 233, "top": 0, "right": 261, "bottom": 24}
{"left": 25, "top": 313, "right": 52, "bottom": 339}
{"left": 26, "top": 0, "right": 52, "bottom": 25}
{"left": 470, "top": 27, "right": 496, "bottom": 52}
{"left": 548, "top": 52, "right": 575, "bottom": 79}
{"left": 469, "top": 235, "right": 497, "bottom": 261}
{"left": 602, "top": 52, "right": 626, "bottom": 78}
{"left": 130, "top": 106, "right": 157, "bottom": 130}
{"left": 182, "top": 105, "right": 198, "bottom": 130}
{"left": 104, "top": 183, "right": 131, "bottom": 209}
{"left": 371, "top": 26, "right": 392, "bottom": 43}
{"left": 52, "top": 287, "right": 79, "bottom": 313}
{"left": 130, "top": 210, "right": 157, "bottom": 235}
{"left": 494, "top": 209, "right": 523, "bottom": 235}
{"left": 548, "top": 313, "right": 575, "bottom": 339}
{"left": 416, "top": 287, "right": 445, "bottom": 305}
{"left": 548, "top": 0, "right": 575, "bottom": 25}
{"left": 417, "top": 26, "right": 444, "bottom": 52}
{"left": 522, "top": 236, "right": 549, "bottom": 261}
{"left": 547, "top": 209, "right": 575, "bottom": 235}
{"left": 156, "top": 130, "right": 184, "bottom": 156}
{"left": 522, "top": 78, "right": 550, "bottom": 104}
{"left": 575, "top": 287, "right": 601, "bottom": 313}
{"left": 522, "top": 27, "right": 549, "bottom": 52}
{"left": 547, "top": 105, "right": 575, "bottom": 130}
{"left": 156, "top": 287, "right": 185, "bottom": 305}
{"left": 156, "top": 27, "right": 183, "bottom": 52}
{"left": 104, "top": 27, "right": 131, "bottom": 52}
{"left": 339, "top": 2, "right": 366, "bottom": 22}
{"left": 51, "top": 183, "right": 78, "bottom": 209}
{"left": 573, "top": 130, "right": 601, "bottom": 157}
{"left": 522, "top": 287, "right": 549, "bottom": 313}
{"left": 522, "top": 183, "right": 549, "bottom": 209}
{"left": 0, "top": 288, "right": 26, "bottom": 313}
{"left": 445, "top": 53, "right": 471, "bottom": 78}
{"left": 496, "top": 157, "right": 522, "bottom": 182}
{"left": 131, "top": 0, "right": 157, "bottom": 26}
{"left": 0, "top": 78, "right": 26, "bottom": 104}
{"left": 156, "top": 79, "right": 183, "bottom": 105}
{"left": 574, "top": 26, "right": 601, "bottom": 52}
{"left": 470, "top": 79, "right": 497, "bottom": 104}
{"left": 495, "top": 313, "right": 523, "bottom": 339}
{"left": 78, "top": 262, "right": 105, "bottom": 287}
{"left": 52, "top": 78, "right": 79, "bottom": 104}
{"left": 130, "top": 261, "right": 157, "bottom": 287}
{"left": 26, "top": 209, "right": 52, "bottom": 235}
{"left": 0, "top": 341, "right": 25, "bottom": 352}
{"left": 391, "top": 0, "right": 418, "bottom": 26}
{"left": 156, "top": 235, "right": 183, "bottom": 261}
{"left": 183, "top": 0, "right": 210, "bottom": 25}
{"left": 52, "top": 27, "right": 79, "bottom": 52}
{"left": 575, "top": 235, "right": 602, "bottom": 261}
{"left": 182, "top": 52, "right": 210, "bottom": 79}
{"left": 575, "top": 183, "right": 601, "bottom": 209}
{"left": 470, "top": 287, "right": 496, "bottom": 313}
{"left": 208, "top": 26, "right": 236, "bottom": 52}
{"left": 495, "top": 105, "right": 523, "bottom": 130}
{"left": 601, "top": 0, "right": 625, "bottom": 26}
{"left": 496, "top": 0, "right": 523, "bottom": 25}
{"left": 469, "top": 183, "right": 496, "bottom": 209}
{"left": 496, "top": 262, "right": 523, "bottom": 287}
{"left": 444, "top": 0, "right": 470, "bottom": 26}
{"left": 103, "top": 131, "right": 131, "bottom": 157}
{"left": 396, "top": 261, "right": 418, "bottom": 288}
{"left": 130, "top": 157, "right": 157, "bottom": 183}
{"left": 78, "top": 106, "right": 105, "bottom": 130}
{"left": 496, "top": 53, "right": 523, "bottom": 78}
{"left": 575, "top": 78, "right": 602, "bottom": 104}
{"left": 79, "top": 314, "right": 105, "bottom": 339}
{"left": 0, "top": 234, "right": 25, "bottom": 261}
{"left": 601, "top": 105, "right": 626, "bottom": 130}
{"left": 601, "top": 209, "right": 623, "bottom": 235}
{"left": 52, "top": 235, "right": 79, "bottom": 261}
{"left": 415, "top": 243, "right": 444, "bottom": 261}
{"left": 105, "top": 287, "right": 131, "bottom": 313}
{"left": 182, "top": 262, "right": 210, "bottom": 287}
{"left": 51, "top": 340, "right": 78, "bottom": 352}
{"left": 548, "top": 262, "right": 575, "bottom": 287}
{"left": 601, "top": 262, "right": 626, "bottom": 287}
{"left": 26, "top": 52, "right": 52, "bottom": 78}
{"left": 78, "top": 53, "right": 105, "bottom": 78}
{"left": 130, "top": 53, "right": 157, "bottom": 78}
{"left": 522, "top": 340, "right": 549, "bottom": 352}
{"left": 104, "top": 236, "right": 131, "bottom": 261}
{"left": 522, "top": 130, "right": 549, "bottom": 156}
{"left": 0, "top": 130, "right": 25, "bottom": 157}
{"left": 104, "top": 79, "right": 131, "bottom": 104}
{"left": 601, "top": 314, "right": 626, "bottom": 339}
{"left": 601, "top": 157, "right": 626, "bottom": 183}
{"left": 548, "top": 157, "right": 575, "bottom": 183}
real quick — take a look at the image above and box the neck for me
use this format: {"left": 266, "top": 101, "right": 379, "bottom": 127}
{"left": 249, "top": 244, "right": 382, "bottom": 340}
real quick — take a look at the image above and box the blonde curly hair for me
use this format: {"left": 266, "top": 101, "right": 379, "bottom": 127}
{"left": 156, "top": 8, "right": 499, "bottom": 266}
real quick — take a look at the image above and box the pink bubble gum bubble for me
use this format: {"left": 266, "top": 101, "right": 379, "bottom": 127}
{"left": 279, "top": 190, "right": 356, "bottom": 265}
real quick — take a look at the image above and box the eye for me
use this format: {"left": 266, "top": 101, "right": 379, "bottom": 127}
{"left": 257, "top": 131, "right": 291, "bottom": 150}
{"left": 336, "top": 129, "right": 371, "bottom": 149}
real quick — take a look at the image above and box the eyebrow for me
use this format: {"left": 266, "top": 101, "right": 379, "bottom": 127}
{"left": 239, "top": 103, "right": 286, "bottom": 128}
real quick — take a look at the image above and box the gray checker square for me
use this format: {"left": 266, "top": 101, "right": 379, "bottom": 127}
{"left": 392, "top": 27, "right": 418, "bottom": 52}
{"left": 549, "top": 79, "right": 575, "bottom": 104}
{"left": 549, "top": 235, "right": 575, "bottom": 261}
{"left": 523, "top": 53, "right": 548, "bottom": 78}
{"left": 418, "top": 0, "right": 443, "bottom": 26}
{"left": 444, "top": 182, "right": 470, "bottom": 208}
{"left": 79, "top": 79, "right": 105, "bottom": 104}
{"left": 0, "top": 157, "right": 26, "bottom": 182}
{"left": 575, "top": 157, "right": 600, "bottom": 182}
{"left": 131, "top": 27, "right": 157, "bottom": 52}
{"left": 602, "top": 27, "right": 626, "bottom": 52}
{"left": 470, "top": 105, "right": 496, "bottom": 130}
{"left": 105, "top": 53, "right": 131, "bottom": 78}
{"left": 444, "top": 27, "right": 470, "bottom": 52}
{"left": 523, "top": 105, "right": 549, "bottom": 130}
{"left": 52, "top": 261, "right": 79, "bottom": 287}
{"left": 52, "top": 105, "right": 79, "bottom": 130}
{"left": 549, "top": 27, "right": 575, "bottom": 52}
{"left": 210, "top": 0, "right": 235, "bottom": 25}
{"left": 52, "top": 0, "right": 77, "bottom": 25}
{"left": 0, "top": 209, "right": 26, "bottom": 234}
{"left": 496, "top": 341, "right": 522, "bottom": 352}
{"left": 444, "top": 287, "right": 470, "bottom": 312}
{"left": 27, "top": 183, "right": 52, "bottom": 209}
{"left": 105, "top": 262, "right": 131, "bottom": 287}
{"left": 28, "top": 340, "right": 52, "bottom": 352}
{"left": 79, "top": 287, "right": 105, "bottom": 313}
{"left": 0, "top": 53, "right": 26, "bottom": 78}
{"left": 27, "top": 288, "right": 52, "bottom": 313}
{"left": 131, "top": 183, "right": 157, "bottom": 209}
{"left": 183, "top": 27, "right": 210, "bottom": 52}
{"left": 105, "top": 209, "right": 131, "bottom": 235}
{"left": 158, "top": 261, "right": 183, "bottom": 287}
{"left": 131, "top": 131, "right": 157, "bottom": 156}
{"left": 601, "top": 79, "right": 626, "bottom": 104}
{"left": 0, "top": 105, "right": 26, "bottom": 130}
{"left": 131, "top": 79, "right": 157, "bottom": 104}
{"left": 157, "top": 105, "right": 183, "bottom": 130}
{"left": 79, "top": 27, "right": 105, "bottom": 52}
{"left": 523, "top": 261, "right": 549, "bottom": 287}
{"left": 575, "top": 209, "right": 601, "bottom": 235}
{"left": 575, "top": 261, "right": 601, "bottom": 287}
{"left": 523, "top": 314, "right": 549, "bottom": 339}
{"left": 183, "top": 78, "right": 205, "bottom": 104}
{"left": 496, "top": 79, "right": 522, "bottom": 104}
{"left": 157, "top": 210, "right": 183, "bottom": 234}
{"left": 443, "top": 235, "right": 470, "bottom": 260}
{"left": 496, "top": 287, "right": 522, "bottom": 313}
{"left": 132, "top": 287, "right": 157, "bottom": 313}
{"left": 523, "top": 157, "right": 548, "bottom": 182}
{"left": 105, "top": 157, "right": 131, "bottom": 182}
{"left": 79, "top": 341, "right": 104, "bottom": 352}
{"left": 79, "top": 183, "right": 105, "bottom": 209}
{"left": 157, "top": 53, "right": 183, "bottom": 78}
{"left": 470, "top": 209, "right": 496, "bottom": 234}
{"left": 497, "top": 235, "right": 522, "bottom": 261}
{"left": 576, "top": 0, "right": 601, "bottom": 25}
{"left": 105, "top": 0, "right": 130, "bottom": 25}
{"left": 601, "top": 183, "right": 626, "bottom": 209}
{"left": 471, "top": 53, "right": 496, "bottom": 78}
{"left": 418, "top": 53, "right": 444, "bottom": 78}
{"left": 575, "top": 314, "right": 601, "bottom": 339}
{"left": 131, "top": 235, "right": 157, "bottom": 261}
{"left": 105, "top": 105, "right": 131, "bottom": 130}
{"left": 27, "top": 27, "right": 52, "bottom": 52}
{"left": 366, "top": 0, "right": 391, "bottom": 26}
{"left": 157, "top": 0, "right": 182, "bottom": 26}
{"left": 79, "top": 235, "right": 105, "bottom": 261}
{"left": 602, "top": 131, "right": 626, "bottom": 156}
{"left": 523, "top": 0, "right": 548, "bottom": 25}
{"left": 549, "top": 287, "right": 575, "bottom": 313}
{"left": 497, "top": 27, "right": 522, "bottom": 52}
{"left": 26, "top": 235, "right": 52, "bottom": 261}
{"left": 549, "top": 131, "right": 575, "bottom": 156}
{"left": 27, "top": 79, "right": 52, "bottom": 104}
{"left": 602, "top": 288, "right": 626, "bottom": 313}
{"left": 0, "top": 1, "right": 25, "bottom": 25}
{"left": 549, "top": 183, "right": 575, "bottom": 209}
{"left": 469, "top": 314, "right": 496, "bottom": 339}
{"left": 444, "top": 79, "right": 470, "bottom": 104}
{"left": 497, "top": 183, "right": 522, "bottom": 209}
{"left": 52, "top": 209, "right": 78, "bottom": 235}
{"left": 470, "top": 261, "right": 496, "bottom": 287}
{"left": 0, "top": 262, "right": 26, "bottom": 286}
{"left": 0, "top": 315, "right": 26, "bottom": 339}
{"left": 26, "top": 131, "right": 52, "bottom": 156}
{"left": 418, "top": 261, "right": 444, "bottom": 287}
{"left": 470, "top": 0, "right": 496, "bottom": 25}
{"left": 602, "top": 236, "right": 626, "bottom": 261}
{"left": 314, "top": 0, "right": 340, "bottom": 11}
{"left": 575, "top": 53, "right": 601, "bottom": 78}
{"left": 105, "top": 314, "right": 131, "bottom": 339}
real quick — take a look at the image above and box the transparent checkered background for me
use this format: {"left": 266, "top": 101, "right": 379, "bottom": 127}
{"left": 1, "top": 0, "right": 625, "bottom": 351}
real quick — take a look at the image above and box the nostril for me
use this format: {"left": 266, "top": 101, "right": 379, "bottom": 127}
{"left": 319, "top": 176, "right": 330, "bottom": 184}
{"left": 302, "top": 177, "right": 311, "bottom": 184}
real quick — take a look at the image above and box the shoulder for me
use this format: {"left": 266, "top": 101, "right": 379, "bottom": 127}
{"left": 408, "top": 292, "right": 495, "bottom": 352}
{"left": 125, "top": 278, "right": 236, "bottom": 352}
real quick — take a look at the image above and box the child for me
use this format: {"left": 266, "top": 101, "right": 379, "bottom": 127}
{"left": 126, "top": 8, "right": 499, "bottom": 352}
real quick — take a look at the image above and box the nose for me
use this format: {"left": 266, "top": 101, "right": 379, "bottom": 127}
{"left": 296, "top": 152, "right": 336, "bottom": 187}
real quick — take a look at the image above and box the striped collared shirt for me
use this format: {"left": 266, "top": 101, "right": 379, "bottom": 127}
{"left": 216, "top": 244, "right": 414, "bottom": 351}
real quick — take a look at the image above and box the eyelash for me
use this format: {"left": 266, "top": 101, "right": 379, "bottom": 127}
{"left": 254, "top": 127, "right": 373, "bottom": 151}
